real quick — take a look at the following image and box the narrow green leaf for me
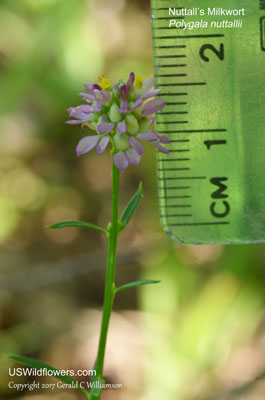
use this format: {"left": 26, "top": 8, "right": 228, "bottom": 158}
{"left": 115, "top": 279, "right": 160, "bottom": 293}
{"left": 119, "top": 182, "right": 143, "bottom": 230}
{"left": 6, "top": 354, "right": 89, "bottom": 398}
{"left": 46, "top": 221, "right": 107, "bottom": 235}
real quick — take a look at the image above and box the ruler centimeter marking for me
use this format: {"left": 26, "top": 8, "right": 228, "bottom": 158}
{"left": 159, "top": 129, "right": 227, "bottom": 134}
{"left": 158, "top": 111, "right": 189, "bottom": 114}
{"left": 169, "top": 222, "right": 230, "bottom": 226}
{"left": 164, "top": 186, "right": 191, "bottom": 189}
{"left": 155, "top": 17, "right": 185, "bottom": 20}
{"left": 154, "top": 34, "right": 225, "bottom": 39}
{"left": 154, "top": 46, "right": 187, "bottom": 49}
{"left": 160, "top": 214, "right": 193, "bottom": 218}
{"left": 155, "top": 55, "right": 187, "bottom": 58}
{"left": 157, "top": 176, "right": 207, "bottom": 180}
{"left": 157, "top": 82, "right": 206, "bottom": 86}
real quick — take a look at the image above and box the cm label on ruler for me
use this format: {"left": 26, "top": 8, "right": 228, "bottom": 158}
{"left": 152, "top": 1, "right": 265, "bottom": 244}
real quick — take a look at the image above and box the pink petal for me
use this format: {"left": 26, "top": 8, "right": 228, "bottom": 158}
{"left": 116, "top": 107, "right": 128, "bottom": 114}
{"left": 97, "top": 136, "right": 110, "bottom": 155}
{"left": 69, "top": 105, "right": 93, "bottom": 116}
{"left": 84, "top": 83, "right": 93, "bottom": 93}
{"left": 152, "top": 140, "right": 169, "bottom": 154}
{"left": 96, "top": 122, "right": 115, "bottom": 135}
{"left": 94, "top": 89, "right": 112, "bottom": 105}
{"left": 126, "top": 149, "right": 141, "bottom": 165}
{"left": 117, "top": 120, "right": 127, "bottom": 134}
{"left": 142, "top": 78, "right": 156, "bottom": 92}
{"left": 69, "top": 112, "right": 93, "bottom": 121}
{"left": 112, "top": 84, "right": 119, "bottom": 95}
{"left": 127, "top": 72, "right": 135, "bottom": 86}
{"left": 120, "top": 84, "right": 128, "bottom": 110}
{"left": 128, "top": 137, "right": 144, "bottom": 155}
{"left": 142, "top": 99, "right": 167, "bottom": 116}
{"left": 113, "top": 152, "right": 129, "bottom": 171}
{"left": 76, "top": 136, "right": 99, "bottom": 156}
{"left": 84, "top": 83, "right": 101, "bottom": 93}
{"left": 160, "top": 135, "right": 170, "bottom": 144}
{"left": 137, "top": 131, "right": 158, "bottom": 141}
{"left": 78, "top": 105, "right": 95, "bottom": 113}
{"left": 141, "top": 89, "right": 161, "bottom": 100}
{"left": 148, "top": 117, "right": 156, "bottom": 126}
{"left": 65, "top": 120, "right": 83, "bottom": 125}
{"left": 92, "top": 100, "right": 103, "bottom": 113}
{"left": 79, "top": 92, "right": 95, "bottom": 102}
{"left": 129, "top": 99, "right": 143, "bottom": 111}
{"left": 127, "top": 72, "right": 135, "bottom": 94}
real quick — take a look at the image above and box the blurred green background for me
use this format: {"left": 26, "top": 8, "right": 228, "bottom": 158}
{"left": 0, "top": 1, "right": 265, "bottom": 399}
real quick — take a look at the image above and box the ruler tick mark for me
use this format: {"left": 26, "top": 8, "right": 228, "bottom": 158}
{"left": 166, "top": 149, "right": 190, "bottom": 152}
{"left": 155, "top": 74, "right": 187, "bottom": 77}
{"left": 158, "top": 176, "right": 206, "bottom": 180}
{"left": 155, "top": 64, "right": 187, "bottom": 68}
{"left": 160, "top": 214, "right": 193, "bottom": 218}
{"left": 168, "top": 222, "right": 230, "bottom": 226}
{"left": 154, "top": 45, "right": 187, "bottom": 49}
{"left": 159, "top": 129, "right": 227, "bottom": 134}
{"left": 159, "top": 92, "right": 188, "bottom": 96}
{"left": 164, "top": 102, "right": 187, "bottom": 105}
{"left": 157, "top": 111, "right": 189, "bottom": 115}
{"left": 158, "top": 158, "right": 190, "bottom": 162}
{"left": 155, "top": 55, "right": 186, "bottom": 59}
{"left": 154, "top": 34, "right": 225, "bottom": 39}
{"left": 163, "top": 186, "right": 191, "bottom": 190}
{"left": 160, "top": 196, "right": 191, "bottom": 199}
{"left": 160, "top": 205, "right": 192, "bottom": 209}
{"left": 169, "top": 139, "right": 190, "bottom": 143}
{"left": 157, "top": 168, "right": 191, "bottom": 172}
{"left": 155, "top": 27, "right": 185, "bottom": 30}
{"left": 157, "top": 82, "right": 206, "bottom": 87}
{"left": 153, "top": 17, "right": 185, "bottom": 20}
{"left": 152, "top": 7, "right": 184, "bottom": 11}
{"left": 157, "top": 121, "right": 189, "bottom": 124}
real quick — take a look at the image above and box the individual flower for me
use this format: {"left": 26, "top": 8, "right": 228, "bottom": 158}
{"left": 66, "top": 73, "right": 169, "bottom": 171}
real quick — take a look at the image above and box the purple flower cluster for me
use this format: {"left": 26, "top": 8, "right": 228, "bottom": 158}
{"left": 66, "top": 73, "right": 169, "bottom": 171}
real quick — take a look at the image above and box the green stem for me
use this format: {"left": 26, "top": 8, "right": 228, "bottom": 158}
{"left": 90, "top": 161, "right": 120, "bottom": 400}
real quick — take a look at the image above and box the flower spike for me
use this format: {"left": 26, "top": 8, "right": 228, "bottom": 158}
{"left": 66, "top": 72, "right": 169, "bottom": 170}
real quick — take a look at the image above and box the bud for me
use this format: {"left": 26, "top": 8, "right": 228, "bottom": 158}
{"left": 112, "top": 85, "right": 119, "bottom": 101}
{"left": 125, "top": 114, "right": 139, "bottom": 135}
{"left": 132, "top": 104, "right": 143, "bottom": 119}
{"left": 114, "top": 133, "right": 129, "bottom": 151}
{"left": 98, "top": 114, "right": 109, "bottom": 124}
{"left": 138, "top": 117, "right": 149, "bottom": 132}
{"left": 91, "top": 113, "right": 99, "bottom": 122}
{"left": 109, "top": 103, "right": 122, "bottom": 123}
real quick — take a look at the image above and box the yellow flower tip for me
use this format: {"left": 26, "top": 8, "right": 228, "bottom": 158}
{"left": 135, "top": 74, "right": 143, "bottom": 89}
{"left": 98, "top": 75, "right": 111, "bottom": 91}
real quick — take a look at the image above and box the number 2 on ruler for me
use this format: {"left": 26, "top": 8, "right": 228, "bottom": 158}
{"left": 199, "top": 43, "right": 225, "bottom": 61}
